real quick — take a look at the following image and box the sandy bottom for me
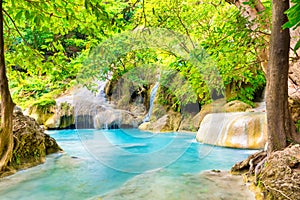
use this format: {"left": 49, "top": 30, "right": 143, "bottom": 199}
{"left": 100, "top": 170, "right": 255, "bottom": 200}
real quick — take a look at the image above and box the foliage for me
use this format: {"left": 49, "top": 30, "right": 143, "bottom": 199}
{"left": 283, "top": 0, "right": 300, "bottom": 54}
{"left": 3, "top": 0, "right": 268, "bottom": 110}
{"left": 3, "top": 0, "right": 135, "bottom": 108}
{"left": 90, "top": 0, "right": 266, "bottom": 107}
{"left": 30, "top": 99, "right": 56, "bottom": 114}
{"left": 296, "top": 120, "right": 300, "bottom": 133}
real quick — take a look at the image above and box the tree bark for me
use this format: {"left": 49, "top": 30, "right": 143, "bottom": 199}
{"left": 266, "top": 0, "right": 299, "bottom": 153}
{"left": 0, "top": 0, "right": 15, "bottom": 172}
{"left": 226, "top": 0, "right": 300, "bottom": 152}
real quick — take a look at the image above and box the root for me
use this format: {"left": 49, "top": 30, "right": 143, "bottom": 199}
{"left": 254, "top": 157, "right": 267, "bottom": 185}
{"left": 262, "top": 181, "right": 292, "bottom": 200}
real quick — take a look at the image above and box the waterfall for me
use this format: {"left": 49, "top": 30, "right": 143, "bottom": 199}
{"left": 253, "top": 87, "right": 266, "bottom": 112}
{"left": 74, "top": 80, "right": 110, "bottom": 129}
{"left": 143, "top": 82, "right": 160, "bottom": 122}
{"left": 196, "top": 112, "right": 267, "bottom": 149}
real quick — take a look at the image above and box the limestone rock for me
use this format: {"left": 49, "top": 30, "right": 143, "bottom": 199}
{"left": 288, "top": 29, "right": 300, "bottom": 124}
{"left": 258, "top": 144, "right": 300, "bottom": 200}
{"left": 45, "top": 102, "right": 75, "bottom": 129}
{"left": 196, "top": 112, "right": 267, "bottom": 149}
{"left": 224, "top": 100, "right": 252, "bottom": 112}
{"left": 288, "top": 97, "right": 300, "bottom": 124}
{"left": 192, "top": 99, "right": 252, "bottom": 131}
{"left": 233, "top": 145, "right": 300, "bottom": 200}
{"left": 0, "top": 110, "right": 62, "bottom": 177}
{"left": 27, "top": 100, "right": 75, "bottom": 129}
{"left": 138, "top": 122, "right": 151, "bottom": 131}
{"left": 138, "top": 111, "right": 182, "bottom": 132}
{"left": 94, "top": 109, "right": 141, "bottom": 129}
{"left": 178, "top": 114, "right": 198, "bottom": 132}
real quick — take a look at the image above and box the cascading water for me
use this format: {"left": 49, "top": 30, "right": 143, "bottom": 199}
{"left": 196, "top": 112, "right": 267, "bottom": 149}
{"left": 143, "top": 82, "right": 159, "bottom": 122}
{"left": 73, "top": 80, "right": 111, "bottom": 129}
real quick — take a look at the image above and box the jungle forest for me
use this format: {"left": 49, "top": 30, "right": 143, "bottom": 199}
{"left": 0, "top": 0, "right": 300, "bottom": 199}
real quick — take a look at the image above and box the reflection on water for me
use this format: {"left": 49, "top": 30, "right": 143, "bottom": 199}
{"left": 0, "top": 129, "right": 257, "bottom": 200}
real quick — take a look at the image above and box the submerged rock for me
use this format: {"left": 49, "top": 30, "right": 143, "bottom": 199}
{"left": 196, "top": 112, "right": 267, "bottom": 149}
{"left": 0, "top": 110, "right": 62, "bottom": 177}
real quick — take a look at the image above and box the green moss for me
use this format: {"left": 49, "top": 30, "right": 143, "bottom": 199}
{"left": 296, "top": 120, "right": 300, "bottom": 132}
{"left": 31, "top": 99, "right": 56, "bottom": 114}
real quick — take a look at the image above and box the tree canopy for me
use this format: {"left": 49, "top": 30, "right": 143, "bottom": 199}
{"left": 1, "top": 0, "right": 270, "bottom": 109}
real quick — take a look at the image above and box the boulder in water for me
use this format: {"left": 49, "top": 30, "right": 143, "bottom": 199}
{"left": 224, "top": 100, "right": 252, "bottom": 112}
{"left": 0, "top": 110, "right": 62, "bottom": 177}
{"left": 138, "top": 111, "right": 182, "bottom": 132}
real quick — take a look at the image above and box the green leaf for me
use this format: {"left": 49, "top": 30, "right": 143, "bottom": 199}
{"left": 15, "top": 10, "right": 23, "bottom": 20}
{"left": 294, "top": 40, "right": 300, "bottom": 54}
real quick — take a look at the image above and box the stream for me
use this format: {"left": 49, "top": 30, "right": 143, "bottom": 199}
{"left": 0, "top": 129, "right": 257, "bottom": 200}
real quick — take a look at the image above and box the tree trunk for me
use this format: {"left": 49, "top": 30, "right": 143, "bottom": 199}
{"left": 266, "top": 0, "right": 299, "bottom": 153}
{"left": 0, "top": 0, "right": 15, "bottom": 172}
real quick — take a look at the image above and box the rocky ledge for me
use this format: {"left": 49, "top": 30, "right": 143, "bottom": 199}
{"left": 0, "top": 110, "right": 62, "bottom": 177}
{"left": 231, "top": 144, "right": 300, "bottom": 200}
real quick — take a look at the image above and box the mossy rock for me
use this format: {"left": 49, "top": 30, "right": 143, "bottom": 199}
{"left": 28, "top": 99, "right": 57, "bottom": 125}
{"left": 5, "top": 110, "right": 62, "bottom": 175}
{"left": 224, "top": 100, "right": 252, "bottom": 112}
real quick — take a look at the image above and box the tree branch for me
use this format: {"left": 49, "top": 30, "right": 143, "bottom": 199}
{"left": 174, "top": 9, "right": 195, "bottom": 49}
{"left": 142, "top": 0, "right": 147, "bottom": 26}
{"left": 2, "top": 9, "right": 29, "bottom": 46}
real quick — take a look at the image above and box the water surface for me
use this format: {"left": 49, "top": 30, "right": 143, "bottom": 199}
{"left": 0, "top": 129, "right": 257, "bottom": 200}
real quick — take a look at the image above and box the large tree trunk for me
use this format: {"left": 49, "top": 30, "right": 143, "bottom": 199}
{"left": 0, "top": 0, "right": 15, "bottom": 172}
{"left": 266, "top": 0, "right": 300, "bottom": 153}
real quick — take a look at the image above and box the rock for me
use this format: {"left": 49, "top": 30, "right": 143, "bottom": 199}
{"left": 196, "top": 112, "right": 267, "bottom": 149}
{"left": 224, "top": 100, "right": 252, "bottom": 112}
{"left": 27, "top": 99, "right": 57, "bottom": 126}
{"left": 45, "top": 102, "right": 75, "bottom": 129}
{"left": 139, "top": 111, "right": 182, "bottom": 132}
{"left": 192, "top": 99, "right": 252, "bottom": 131}
{"left": 288, "top": 29, "right": 300, "bottom": 124}
{"left": 258, "top": 144, "right": 300, "bottom": 200}
{"left": 94, "top": 109, "right": 141, "bottom": 129}
{"left": 192, "top": 99, "right": 227, "bottom": 130}
{"left": 0, "top": 110, "right": 62, "bottom": 177}
{"left": 288, "top": 98, "right": 300, "bottom": 124}
{"left": 27, "top": 99, "right": 75, "bottom": 129}
{"left": 232, "top": 144, "right": 300, "bottom": 200}
{"left": 178, "top": 113, "right": 198, "bottom": 132}
{"left": 138, "top": 122, "right": 151, "bottom": 130}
